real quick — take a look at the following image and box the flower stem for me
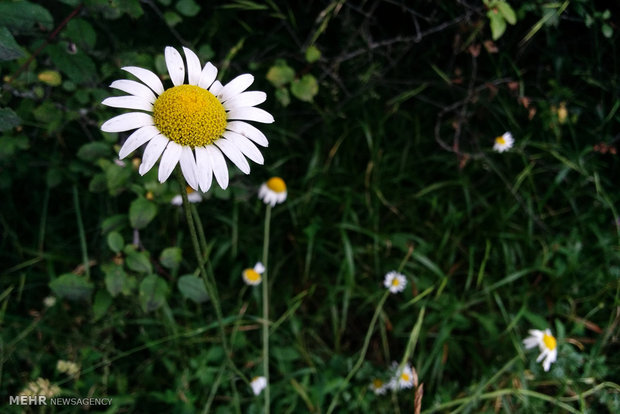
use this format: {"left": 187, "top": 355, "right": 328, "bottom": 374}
{"left": 262, "top": 204, "right": 272, "bottom": 414}
{"left": 326, "top": 290, "right": 391, "bottom": 414}
{"left": 176, "top": 172, "right": 244, "bottom": 412}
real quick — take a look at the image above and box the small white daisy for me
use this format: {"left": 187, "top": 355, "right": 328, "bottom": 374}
{"left": 383, "top": 271, "right": 407, "bottom": 294}
{"left": 369, "top": 378, "right": 388, "bottom": 395}
{"left": 101, "top": 46, "right": 274, "bottom": 192}
{"left": 493, "top": 132, "right": 514, "bottom": 152}
{"left": 43, "top": 296, "right": 56, "bottom": 308}
{"left": 250, "top": 376, "right": 267, "bottom": 396}
{"left": 171, "top": 186, "right": 203, "bottom": 206}
{"left": 258, "top": 177, "right": 287, "bottom": 207}
{"left": 242, "top": 262, "right": 265, "bottom": 286}
{"left": 395, "top": 362, "right": 417, "bottom": 389}
{"left": 523, "top": 328, "right": 558, "bottom": 372}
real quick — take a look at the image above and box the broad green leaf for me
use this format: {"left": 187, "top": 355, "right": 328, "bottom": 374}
{"left": 497, "top": 2, "right": 516, "bottom": 25}
{"left": 88, "top": 173, "right": 106, "bottom": 193}
{"left": 104, "top": 162, "right": 132, "bottom": 196}
{"left": 266, "top": 61, "right": 295, "bottom": 88}
{"left": 103, "top": 264, "right": 127, "bottom": 296}
{"left": 101, "top": 214, "right": 127, "bottom": 234}
{"left": 64, "top": 19, "right": 97, "bottom": 50}
{"left": 602, "top": 23, "right": 613, "bottom": 38}
{"left": 93, "top": 290, "right": 112, "bottom": 321}
{"left": 107, "top": 231, "right": 124, "bottom": 253}
{"left": 163, "top": 11, "right": 182, "bottom": 27}
{"left": 487, "top": 10, "right": 507, "bottom": 40}
{"left": 0, "top": 1, "right": 53, "bottom": 31}
{"left": 129, "top": 198, "right": 157, "bottom": 229}
{"left": 0, "top": 136, "right": 29, "bottom": 160}
{"left": 140, "top": 275, "right": 168, "bottom": 312}
{"left": 77, "top": 142, "right": 110, "bottom": 161}
{"left": 176, "top": 0, "right": 201, "bottom": 17}
{"left": 0, "top": 108, "right": 21, "bottom": 131}
{"left": 47, "top": 45, "right": 97, "bottom": 84}
{"left": 49, "top": 273, "right": 94, "bottom": 301}
{"left": 178, "top": 275, "right": 209, "bottom": 303}
{"left": 291, "top": 74, "right": 319, "bottom": 102}
{"left": 305, "top": 45, "right": 321, "bottom": 63}
{"left": 0, "top": 27, "right": 25, "bottom": 61}
{"left": 275, "top": 87, "right": 290, "bottom": 107}
{"left": 160, "top": 247, "right": 182, "bottom": 270}
{"left": 126, "top": 250, "right": 153, "bottom": 274}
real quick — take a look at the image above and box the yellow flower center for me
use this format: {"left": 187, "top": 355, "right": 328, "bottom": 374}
{"left": 401, "top": 372, "right": 410, "bottom": 382}
{"left": 391, "top": 278, "right": 400, "bottom": 286}
{"left": 543, "top": 333, "right": 557, "bottom": 350}
{"left": 244, "top": 269, "right": 261, "bottom": 283}
{"left": 495, "top": 136, "right": 506, "bottom": 145}
{"left": 152, "top": 84, "right": 227, "bottom": 147}
{"left": 185, "top": 186, "right": 195, "bottom": 194}
{"left": 266, "top": 177, "right": 286, "bottom": 193}
{"left": 372, "top": 379, "right": 383, "bottom": 389}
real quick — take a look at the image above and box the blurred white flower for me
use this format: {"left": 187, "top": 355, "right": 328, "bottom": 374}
{"left": 258, "top": 177, "right": 287, "bottom": 207}
{"left": 383, "top": 271, "right": 407, "bottom": 294}
{"left": 242, "top": 262, "right": 265, "bottom": 286}
{"left": 250, "top": 376, "right": 267, "bottom": 395}
{"left": 523, "top": 328, "right": 558, "bottom": 372}
{"left": 493, "top": 132, "right": 514, "bottom": 152}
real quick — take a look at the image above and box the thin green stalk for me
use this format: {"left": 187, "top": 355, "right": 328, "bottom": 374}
{"left": 326, "top": 290, "right": 391, "bottom": 414}
{"left": 72, "top": 185, "right": 90, "bottom": 278}
{"left": 176, "top": 173, "right": 243, "bottom": 413}
{"left": 262, "top": 204, "right": 272, "bottom": 414}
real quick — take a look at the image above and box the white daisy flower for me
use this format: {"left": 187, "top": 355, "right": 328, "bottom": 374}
{"left": 258, "top": 177, "right": 287, "bottom": 207}
{"left": 250, "top": 376, "right": 267, "bottom": 396}
{"left": 395, "top": 362, "right": 417, "bottom": 389}
{"left": 171, "top": 186, "right": 203, "bottom": 206}
{"left": 523, "top": 328, "right": 558, "bottom": 372}
{"left": 369, "top": 378, "right": 388, "bottom": 395}
{"left": 101, "top": 46, "right": 274, "bottom": 192}
{"left": 383, "top": 271, "right": 407, "bottom": 294}
{"left": 242, "top": 262, "right": 265, "bottom": 286}
{"left": 493, "top": 131, "right": 514, "bottom": 152}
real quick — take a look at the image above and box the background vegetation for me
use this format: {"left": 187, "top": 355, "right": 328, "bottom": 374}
{"left": 1, "top": 0, "right": 619, "bottom": 412}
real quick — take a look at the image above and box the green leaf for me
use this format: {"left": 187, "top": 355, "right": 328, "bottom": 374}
{"left": 160, "top": 247, "right": 182, "bottom": 270}
{"left": 178, "top": 275, "right": 209, "bottom": 303}
{"left": 103, "top": 264, "right": 127, "bottom": 297}
{"left": 64, "top": 19, "right": 97, "bottom": 50}
{"left": 107, "top": 231, "right": 124, "bottom": 253}
{"left": 275, "top": 87, "right": 291, "bottom": 107}
{"left": 104, "top": 162, "right": 132, "bottom": 196}
{"left": 291, "top": 74, "right": 319, "bottom": 102}
{"left": 77, "top": 142, "right": 110, "bottom": 161}
{"left": 163, "top": 11, "right": 183, "bottom": 27}
{"left": 487, "top": 10, "right": 507, "bottom": 40}
{"left": 0, "top": 108, "right": 21, "bottom": 131}
{"left": 101, "top": 214, "right": 127, "bottom": 234}
{"left": 126, "top": 250, "right": 153, "bottom": 274}
{"left": 129, "top": 198, "right": 157, "bottom": 229}
{"left": 497, "top": 1, "right": 517, "bottom": 25}
{"left": 47, "top": 45, "right": 97, "bottom": 84}
{"left": 49, "top": 273, "right": 94, "bottom": 301}
{"left": 38, "top": 70, "right": 62, "bottom": 86}
{"left": 602, "top": 23, "right": 613, "bottom": 38}
{"left": 176, "top": 0, "right": 201, "bottom": 17}
{"left": 140, "top": 275, "right": 168, "bottom": 312}
{"left": 92, "top": 290, "right": 112, "bottom": 321}
{"left": 0, "top": 27, "right": 25, "bottom": 61}
{"left": 0, "top": 1, "right": 53, "bottom": 31}
{"left": 305, "top": 45, "right": 321, "bottom": 63}
{"left": 266, "top": 61, "right": 295, "bottom": 88}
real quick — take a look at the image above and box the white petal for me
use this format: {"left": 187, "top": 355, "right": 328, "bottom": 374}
{"left": 194, "top": 146, "right": 213, "bottom": 192}
{"left": 214, "top": 138, "right": 250, "bottom": 174}
{"left": 139, "top": 135, "right": 170, "bottom": 176}
{"left": 209, "top": 80, "right": 223, "bottom": 95}
{"left": 219, "top": 74, "right": 254, "bottom": 101}
{"left": 165, "top": 46, "right": 185, "bottom": 86}
{"left": 223, "top": 91, "right": 266, "bottom": 109}
{"left": 223, "top": 130, "right": 263, "bottom": 164}
{"left": 227, "top": 107, "right": 274, "bottom": 123}
{"left": 179, "top": 146, "right": 198, "bottom": 190}
{"left": 158, "top": 141, "right": 182, "bottom": 183}
{"left": 101, "top": 112, "right": 153, "bottom": 132}
{"left": 182, "top": 47, "right": 202, "bottom": 86}
{"left": 198, "top": 62, "right": 218, "bottom": 89}
{"left": 122, "top": 66, "right": 164, "bottom": 95}
{"left": 110, "top": 80, "right": 157, "bottom": 103}
{"left": 118, "top": 125, "right": 161, "bottom": 159}
{"left": 102, "top": 96, "right": 153, "bottom": 112}
{"left": 205, "top": 145, "right": 228, "bottom": 189}
{"left": 226, "top": 121, "right": 268, "bottom": 147}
